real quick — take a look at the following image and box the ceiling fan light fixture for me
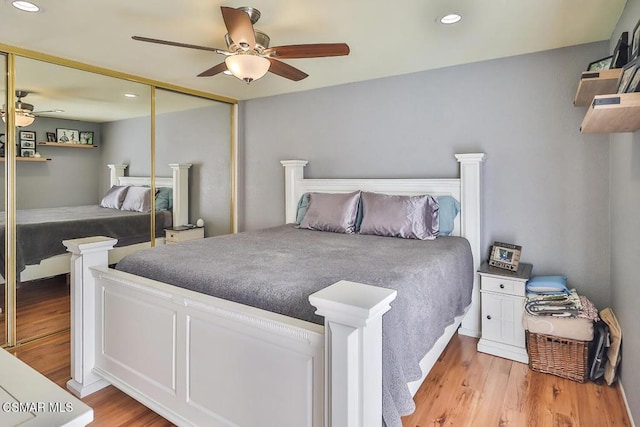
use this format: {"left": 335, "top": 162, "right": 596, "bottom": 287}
{"left": 439, "top": 13, "right": 462, "bottom": 24}
{"left": 225, "top": 54, "right": 270, "bottom": 83}
{"left": 1, "top": 109, "right": 35, "bottom": 127}
{"left": 11, "top": 0, "right": 40, "bottom": 12}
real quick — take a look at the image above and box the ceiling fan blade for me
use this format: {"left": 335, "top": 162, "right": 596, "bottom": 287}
{"left": 132, "top": 36, "right": 225, "bottom": 54}
{"left": 197, "top": 62, "right": 228, "bottom": 77}
{"left": 221, "top": 6, "right": 256, "bottom": 50}
{"left": 267, "top": 59, "right": 308, "bottom": 81}
{"left": 264, "top": 43, "right": 350, "bottom": 59}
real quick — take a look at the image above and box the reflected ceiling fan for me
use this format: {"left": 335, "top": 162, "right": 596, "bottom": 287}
{"left": 1, "top": 91, "right": 64, "bottom": 127}
{"left": 132, "top": 6, "right": 350, "bottom": 83}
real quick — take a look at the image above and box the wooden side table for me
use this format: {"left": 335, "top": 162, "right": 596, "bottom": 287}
{"left": 477, "top": 261, "right": 533, "bottom": 363}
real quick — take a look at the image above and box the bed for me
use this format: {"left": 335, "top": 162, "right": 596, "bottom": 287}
{"left": 0, "top": 163, "right": 191, "bottom": 283}
{"left": 64, "top": 153, "right": 485, "bottom": 427}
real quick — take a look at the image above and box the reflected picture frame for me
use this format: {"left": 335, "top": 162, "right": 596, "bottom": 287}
{"left": 20, "top": 148, "right": 35, "bottom": 158}
{"left": 56, "top": 128, "right": 79, "bottom": 144}
{"left": 19, "top": 130, "right": 35, "bottom": 141}
{"left": 79, "top": 131, "right": 94, "bottom": 145}
{"left": 46, "top": 132, "right": 56, "bottom": 142}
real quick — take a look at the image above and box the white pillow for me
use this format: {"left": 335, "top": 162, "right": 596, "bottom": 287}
{"left": 100, "top": 185, "right": 129, "bottom": 209}
{"left": 120, "top": 186, "right": 152, "bottom": 212}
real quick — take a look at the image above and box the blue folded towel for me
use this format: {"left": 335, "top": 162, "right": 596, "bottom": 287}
{"left": 526, "top": 275, "right": 569, "bottom": 295}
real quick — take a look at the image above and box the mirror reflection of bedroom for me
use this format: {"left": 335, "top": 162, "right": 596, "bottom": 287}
{"left": 0, "top": 55, "right": 233, "bottom": 346}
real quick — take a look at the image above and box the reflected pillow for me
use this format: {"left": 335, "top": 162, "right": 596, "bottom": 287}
{"left": 359, "top": 192, "right": 439, "bottom": 240}
{"left": 436, "top": 195, "right": 460, "bottom": 236}
{"left": 298, "top": 191, "right": 361, "bottom": 234}
{"left": 156, "top": 187, "right": 173, "bottom": 211}
{"left": 121, "top": 186, "right": 152, "bottom": 212}
{"left": 100, "top": 185, "right": 129, "bottom": 209}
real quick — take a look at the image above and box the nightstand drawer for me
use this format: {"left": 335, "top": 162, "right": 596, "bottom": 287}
{"left": 165, "top": 227, "right": 204, "bottom": 243}
{"left": 480, "top": 276, "right": 526, "bottom": 297}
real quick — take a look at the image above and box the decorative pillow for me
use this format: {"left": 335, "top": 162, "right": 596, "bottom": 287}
{"left": 298, "top": 191, "right": 361, "bottom": 234}
{"left": 436, "top": 195, "right": 460, "bottom": 236}
{"left": 358, "top": 192, "right": 439, "bottom": 240}
{"left": 155, "top": 187, "right": 173, "bottom": 211}
{"left": 295, "top": 192, "right": 311, "bottom": 224}
{"left": 526, "top": 275, "right": 569, "bottom": 295}
{"left": 121, "top": 186, "right": 153, "bottom": 212}
{"left": 100, "top": 185, "right": 130, "bottom": 209}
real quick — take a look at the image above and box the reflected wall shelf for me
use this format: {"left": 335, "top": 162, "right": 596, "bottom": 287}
{"left": 37, "top": 142, "right": 98, "bottom": 149}
{"left": 574, "top": 68, "right": 622, "bottom": 107}
{"left": 0, "top": 157, "right": 51, "bottom": 162}
{"left": 580, "top": 93, "right": 640, "bottom": 133}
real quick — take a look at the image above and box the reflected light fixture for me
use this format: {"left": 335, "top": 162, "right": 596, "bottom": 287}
{"left": 1, "top": 91, "right": 36, "bottom": 127}
{"left": 224, "top": 54, "right": 270, "bottom": 83}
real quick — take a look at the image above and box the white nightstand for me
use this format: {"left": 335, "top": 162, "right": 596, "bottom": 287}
{"left": 165, "top": 226, "right": 204, "bottom": 244}
{"left": 477, "top": 261, "right": 533, "bottom": 364}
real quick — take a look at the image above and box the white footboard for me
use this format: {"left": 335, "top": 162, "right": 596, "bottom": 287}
{"left": 64, "top": 237, "right": 396, "bottom": 427}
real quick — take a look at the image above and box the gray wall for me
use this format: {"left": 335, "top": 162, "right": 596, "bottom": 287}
{"left": 2, "top": 117, "right": 102, "bottom": 209}
{"left": 610, "top": 1, "right": 640, "bottom": 422}
{"left": 100, "top": 104, "right": 232, "bottom": 236}
{"left": 241, "top": 41, "right": 612, "bottom": 309}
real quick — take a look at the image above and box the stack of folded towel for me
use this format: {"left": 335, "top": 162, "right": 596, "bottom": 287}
{"left": 523, "top": 275, "right": 599, "bottom": 341}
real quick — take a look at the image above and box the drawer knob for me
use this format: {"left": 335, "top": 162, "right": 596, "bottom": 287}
{"left": 499, "top": 284, "right": 505, "bottom": 289}
{"left": 486, "top": 315, "right": 492, "bottom": 320}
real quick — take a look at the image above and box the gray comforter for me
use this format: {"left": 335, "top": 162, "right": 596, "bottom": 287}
{"left": 116, "top": 224, "right": 473, "bottom": 426}
{"left": 0, "top": 205, "right": 172, "bottom": 276}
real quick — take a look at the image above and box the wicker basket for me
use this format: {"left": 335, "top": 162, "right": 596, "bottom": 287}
{"left": 526, "top": 331, "right": 589, "bottom": 383}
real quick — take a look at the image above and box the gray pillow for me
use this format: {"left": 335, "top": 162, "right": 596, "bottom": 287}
{"left": 121, "top": 186, "right": 152, "bottom": 212}
{"left": 359, "top": 192, "right": 439, "bottom": 240}
{"left": 100, "top": 185, "right": 130, "bottom": 209}
{"left": 298, "top": 191, "right": 361, "bottom": 234}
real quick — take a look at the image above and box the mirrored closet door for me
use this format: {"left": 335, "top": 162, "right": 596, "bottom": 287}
{"left": 155, "top": 88, "right": 234, "bottom": 236}
{"left": 0, "top": 53, "right": 6, "bottom": 346}
{"left": 13, "top": 56, "right": 151, "bottom": 344}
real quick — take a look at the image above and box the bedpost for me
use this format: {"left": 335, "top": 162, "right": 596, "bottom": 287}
{"left": 309, "top": 280, "right": 397, "bottom": 427}
{"left": 169, "top": 163, "right": 192, "bottom": 226}
{"left": 455, "top": 153, "right": 486, "bottom": 338}
{"left": 63, "top": 236, "right": 117, "bottom": 398}
{"left": 107, "top": 164, "right": 128, "bottom": 188}
{"left": 281, "top": 160, "right": 308, "bottom": 224}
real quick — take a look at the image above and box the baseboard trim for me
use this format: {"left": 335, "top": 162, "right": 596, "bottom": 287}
{"left": 619, "top": 380, "right": 636, "bottom": 427}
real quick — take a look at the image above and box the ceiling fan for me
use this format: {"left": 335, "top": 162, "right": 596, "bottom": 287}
{"left": 132, "top": 6, "right": 350, "bottom": 83}
{"left": 1, "top": 91, "right": 64, "bottom": 127}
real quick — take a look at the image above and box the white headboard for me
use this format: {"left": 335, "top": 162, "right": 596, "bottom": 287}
{"left": 107, "top": 163, "right": 193, "bottom": 227}
{"left": 280, "top": 153, "right": 486, "bottom": 337}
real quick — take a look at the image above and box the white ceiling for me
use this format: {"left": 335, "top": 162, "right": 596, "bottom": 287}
{"left": 0, "top": 0, "right": 627, "bottom": 109}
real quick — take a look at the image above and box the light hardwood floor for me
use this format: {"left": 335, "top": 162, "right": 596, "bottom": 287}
{"left": 3, "top": 276, "right": 634, "bottom": 426}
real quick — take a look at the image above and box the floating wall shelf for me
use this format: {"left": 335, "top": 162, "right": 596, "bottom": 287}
{"left": 37, "top": 142, "right": 98, "bottom": 149}
{"left": 580, "top": 93, "right": 640, "bottom": 133}
{"left": 574, "top": 68, "right": 622, "bottom": 107}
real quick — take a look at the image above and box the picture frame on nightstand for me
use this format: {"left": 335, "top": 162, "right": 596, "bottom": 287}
{"left": 488, "top": 241, "right": 522, "bottom": 272}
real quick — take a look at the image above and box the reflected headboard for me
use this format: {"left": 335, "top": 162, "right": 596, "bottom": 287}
{"left": 107, "top": 163, "right": 192, "bottom": 226}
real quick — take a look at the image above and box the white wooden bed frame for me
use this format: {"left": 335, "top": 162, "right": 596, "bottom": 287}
{"left": 10, "top": 163, "right": 191, "bottom": 283}
{"left": 64, "top": 153, "right": 485, "bottom": 427}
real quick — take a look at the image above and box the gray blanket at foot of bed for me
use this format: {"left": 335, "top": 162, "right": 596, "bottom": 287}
{"left": 117, "top": 224, "right": 473, "bottom": 426}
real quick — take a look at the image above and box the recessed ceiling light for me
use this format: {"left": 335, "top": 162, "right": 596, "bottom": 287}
{"left": 11, "top": 1, "right": 40, "bottom": 12}
{"left": 439, "top": 13, "right": 462, "bottom": 25}
{"left": 124, "top": 93, "right": 138, "bottom": 98}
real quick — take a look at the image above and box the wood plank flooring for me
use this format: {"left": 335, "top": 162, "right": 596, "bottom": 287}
{"left": 2, "top": 276, "right": 633, "bottom": 426}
